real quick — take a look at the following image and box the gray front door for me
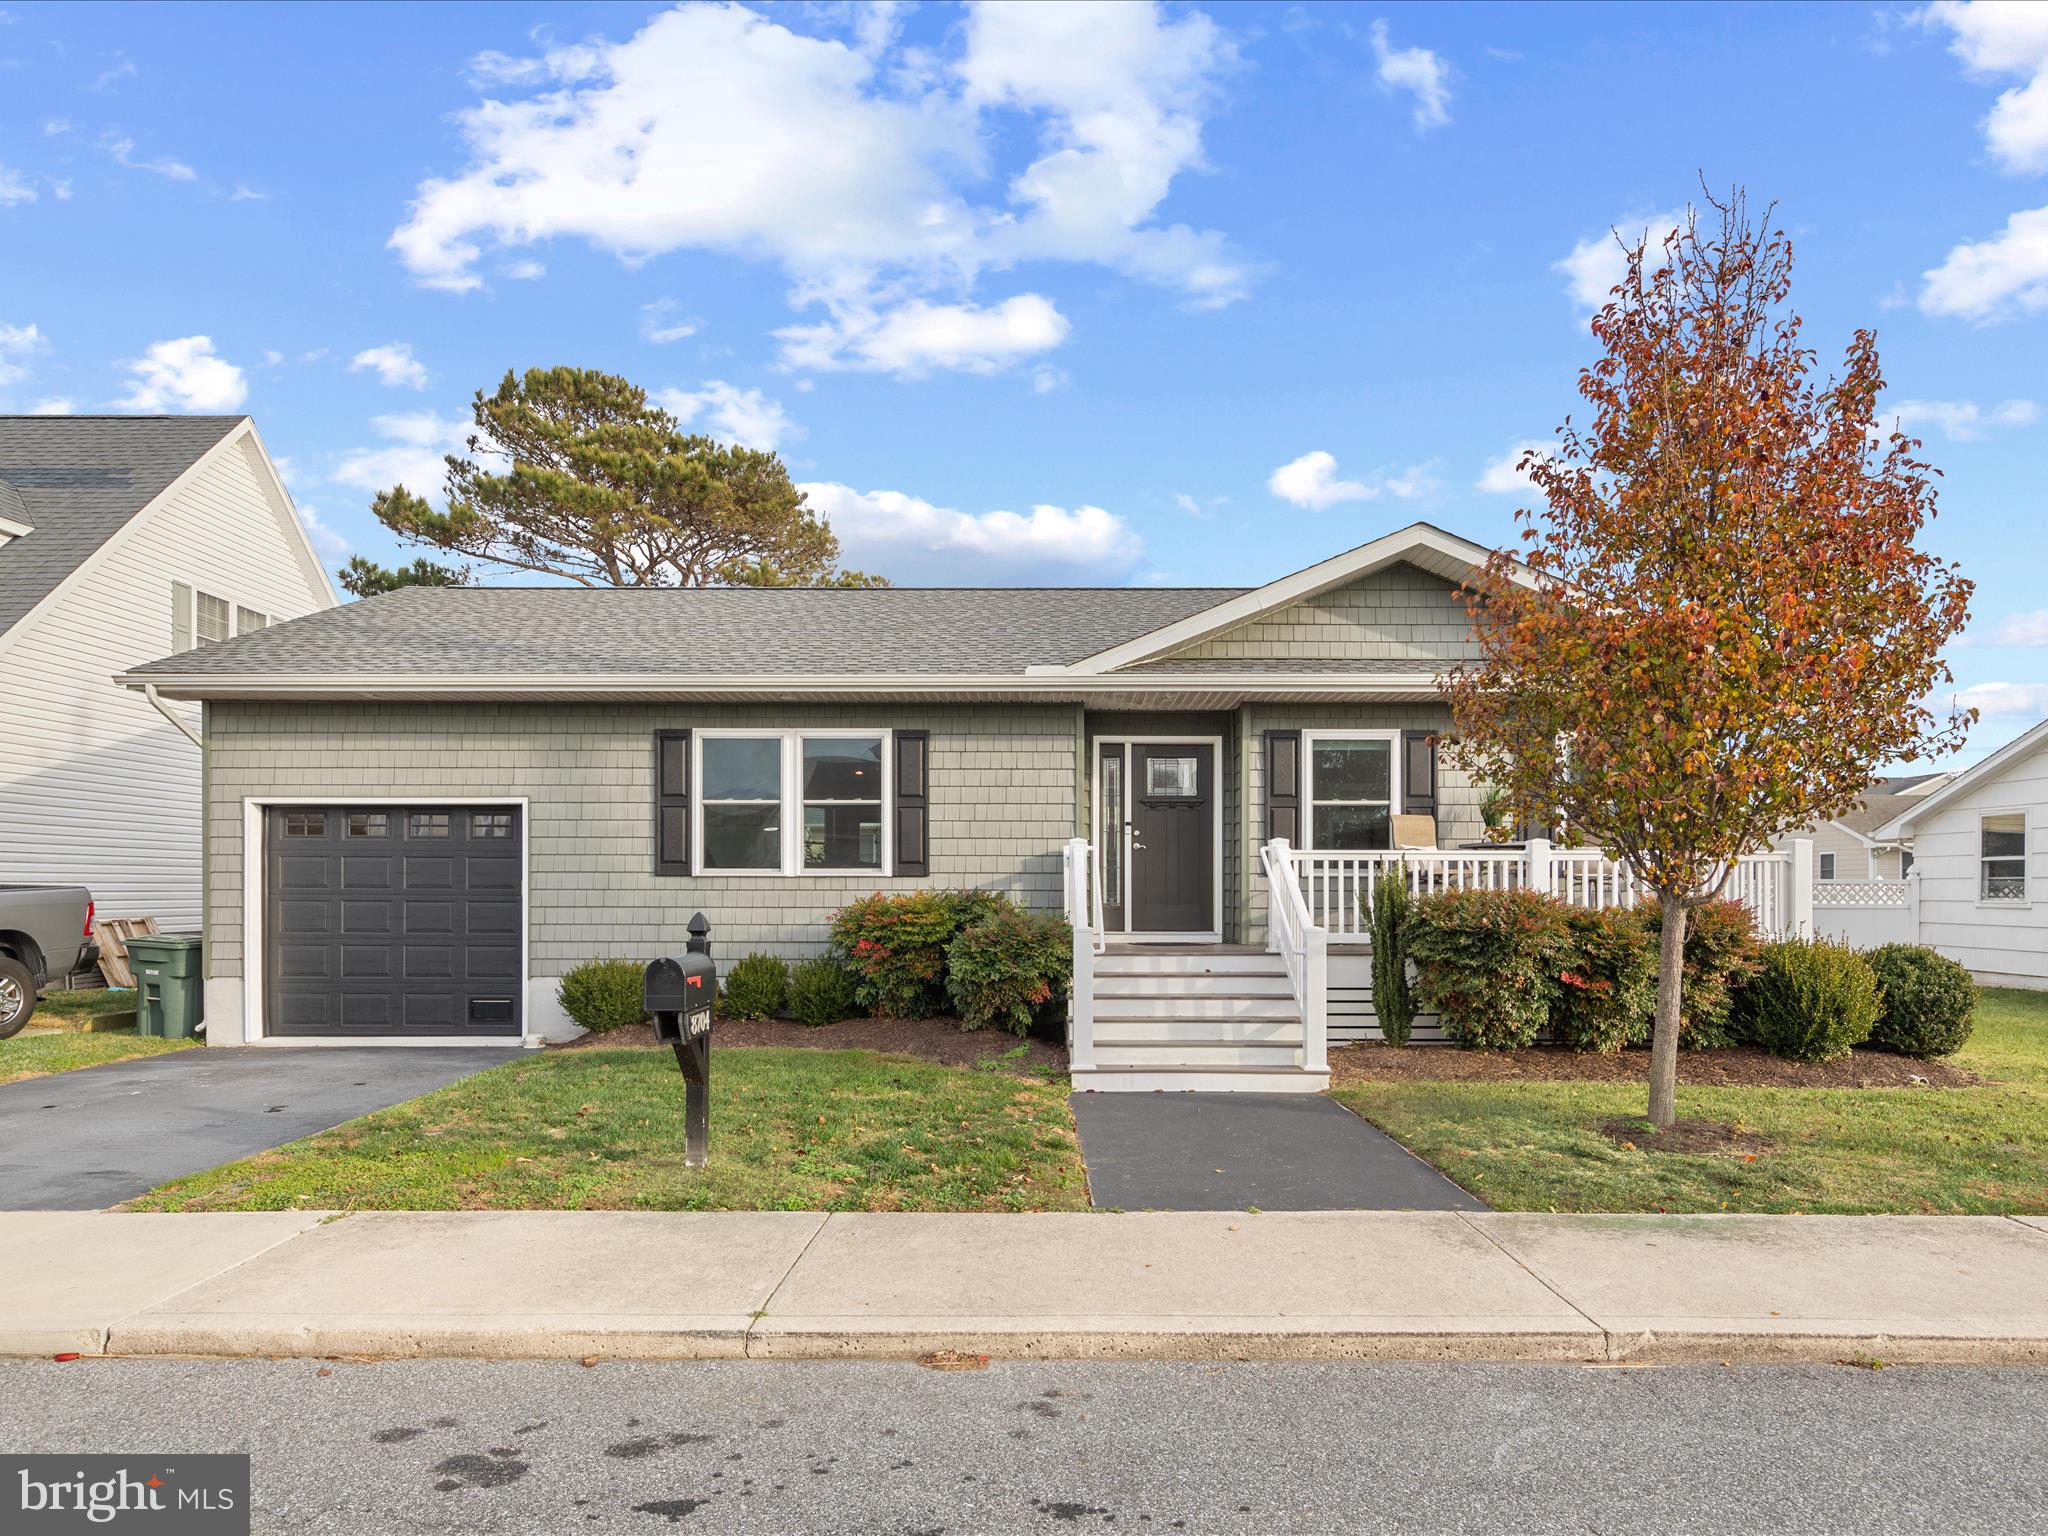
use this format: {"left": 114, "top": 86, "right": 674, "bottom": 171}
{"left": 1100, "top": 742, "right": 1215, "bottom": 935}
{"left": 265, "top": 805, "right": 523, "bottom": 1037}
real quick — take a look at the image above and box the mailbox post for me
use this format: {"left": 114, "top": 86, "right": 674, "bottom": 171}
{"left": 645, "top": 914, "right": 717, "bottom": 1168}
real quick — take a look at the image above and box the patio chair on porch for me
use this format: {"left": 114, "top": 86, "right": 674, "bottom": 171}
{"left": 1392, "top": 813, "right": 1438, "bottom": 851}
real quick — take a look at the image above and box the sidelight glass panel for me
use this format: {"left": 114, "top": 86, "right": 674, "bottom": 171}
{"left": 703, "top": 804, "right": 780, "bottom": 870}
{"left": 1100, "top": 751, "right": 1124, "bottom": 906}
{"left": 702, "top": 737, "right": 782, "bottom": 800}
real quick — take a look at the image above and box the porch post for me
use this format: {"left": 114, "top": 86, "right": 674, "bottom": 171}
{"left": 1303, "top": 924, "right": 1329, "bottom": 1074}
{"left": 1526, "top": 836, "right": 1555, "bottom": 898}
{"left": 1064, "top": 835, "right": 1096, "bottom": 1071}
{"left": 1906, "top": 865, "right": 1922, "bottom": 944}
{"left": 1790, "top": 837, "right": 1815, "bottom": 939}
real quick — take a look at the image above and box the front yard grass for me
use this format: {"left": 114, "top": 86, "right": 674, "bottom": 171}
{"left": 1333, "top": 987, "right": 2048, "bottom": 1214}
{"left": 126, "top": 1045, "right": 1089, "bottom": 1213}
{"left": 1, "top": 988, "right": 195, "bottom": 1084}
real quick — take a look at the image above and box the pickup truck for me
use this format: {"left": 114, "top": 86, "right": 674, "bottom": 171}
{"left": 0, "top": 886, "right": 99, "bottom": 1038}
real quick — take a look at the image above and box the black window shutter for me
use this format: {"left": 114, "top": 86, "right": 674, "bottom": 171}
{"left": 1402, "top": 730, "right": 1439, "bottom": 817}
{"left": 654, "top": 730, "right": 691, "bottom": 876}
{"left": 1264, "top": 730, "right": 1301, "bottom": 845}
{"left": 894, "top": 729, "right": 929, "bottom": 877}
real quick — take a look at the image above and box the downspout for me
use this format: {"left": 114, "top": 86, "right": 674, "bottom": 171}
{"left": 145, "top": 683, "right": 204, "bottom": 748}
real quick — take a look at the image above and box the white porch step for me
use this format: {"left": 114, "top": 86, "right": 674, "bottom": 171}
{"left": 1071, "top": 1065, "right": 1331, "bottom": 1094}
{"left": 1095, "top": 951, "right": 1285, "bottom": 978}
{"left": 1094, "top": 994, "right": 1299, "bottom": 1023}
{"left": 1094, "top": 972, "right": 1296, "bottom": 999}
{"left": 1093, "top": 1040, "right": 1302, "bottom": 1069}
{"left": 1093, "top": 1017, "right": 1302, "bottom": 1045}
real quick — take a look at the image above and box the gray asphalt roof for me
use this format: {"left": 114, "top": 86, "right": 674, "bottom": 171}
{"left": 125, "top": 583, "right": 1251, "bottom": 678}
{"left": 0, "top": 415, "right": 244, "bottom": 638}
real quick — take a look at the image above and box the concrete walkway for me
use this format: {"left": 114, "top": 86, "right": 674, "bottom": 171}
{"left": 1071, "top": 1091, "right": 1484, "bottom": 1211}
{"left": 0, "top": 1047, "right": 510, "bottom": 1209}
{"left": 10, "top": 1210, "right": 2048, "bottom": 1364}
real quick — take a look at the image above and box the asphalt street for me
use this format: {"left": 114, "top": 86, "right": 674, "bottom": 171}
{"left": 5, "top": 1358, "right": 2043, "bottom": 1534}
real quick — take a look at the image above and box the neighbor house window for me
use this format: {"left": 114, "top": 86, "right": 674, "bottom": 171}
{"left": 196, "top": 592, "right": 230, "bottom": 646}
{"left": 1901, "top": 851, "right": 1915, "bottom": 877}
{"left": 697, "top": 730, "right": 889, "bottom": 876}
{"left": 236, "top": 606, "right": 269, "bottom": 635}
{"left": 1982, "top": 813, "right": 2027, "bottom": 902}
{"left": 1304, "top": 732, "right": 1397, "bottom": 851}
{"left": 1818, "top": 852, "right": 1837, "bottom": 882}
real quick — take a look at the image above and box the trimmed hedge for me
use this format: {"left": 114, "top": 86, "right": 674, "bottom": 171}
{"left": 787, "top": 957, "right": 861, "bottom": 1028}
{"left": 1740, "top": 938, "right": 1880, "bottom": 1062}
{"left": 1642, "top": 899, "right": 1762, "bottom": 1048}
{"left": 828, "top": 889, "right": 1005, "bottom": 1018}
{"left": 1409, "top": 888, "right": 1575, "bottom": 1049}
{"left": 945, "top": 905, "right": 1073, "bottom": 1034}
{"left": 556, "top": 958, "right": 647, "bottom": 1033}
{"left": 1865, "top": 943, "right": 1977, "bottom": 1058}
{"left": 1552, "top": 907, "right": 1657, "bottom": 1053}
{"left": 719, "top": 953, "right": 789, "bottom": 1020}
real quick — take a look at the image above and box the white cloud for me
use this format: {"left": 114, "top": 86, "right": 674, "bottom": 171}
{"left": 0, "top": 321, "right": 45, "bottom": 386}
{"left": 1991, "top": 610, "right": 2048, "bottom": 645}
{"left": 502, "top": 259, "right": 546, "bottom": 280}
{"left": 1886, "top": 396, "right": 2038, "bottom": 440}
{"left": 1917, "top": 1, "right": 2048, "bottom": 175}
{"left": 800, "top": 479, "right": 1142, "bottom": 583}
{"left": 28, "top": 397, "right": 74, "bottom": 416}
{"left": 0, "top": 165, "right": 36, "bottom": 205}
{"left": 656, "top": 381, "right": 800, "bottom": 453}
{"left": 348, "top": 342, "right": 430, "bottom": 390}
{"left": 1920, "top": 203, "right": 2048, "bottom": 320}
{"left": 331, "top": 411, "right": 470, "bottom": 500}
{"left": 296, "top": 504, "right": 352, "bottom": 561}
{"left": 44, "top": 119, "right": 72, "bottom": 136}
{"left": 1953, "top": 679, "right": 2048, "bottom": 717}
{"left": 228, "top": 183, "right": 269, "bottom": 202}
{"left": 117, "top": 336, "right": 247, "bottom": 412}
{"left": 1175, "top": 492, "right": 1205, "bottom": 517}
{"left": 1554, "top": 208, "right": 1685, "bottom": 310}
{"left": 774, "top": 294, "right": 1069, "bottom": 374}
{"left": 388, "top": 2, "right": 1246, "bottom": 370}
{"left": 1371, "top": 20, "right": 1450, "bottom": 131}
{"left": 1266, "top": 450, "right": 1433, "bottom": 511}
{"left": 640, "top": 299, "right": 699, "bottom": 344}
{"left": 1476, "top": 439, "right": 1553, "bottom": 494}
{"left": 103, "top": 133, "right": 197, "bottom": 182}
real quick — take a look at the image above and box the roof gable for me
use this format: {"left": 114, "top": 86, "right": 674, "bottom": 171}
{"left": 1874, "top": 721, "right": 2048, "bottom": 840}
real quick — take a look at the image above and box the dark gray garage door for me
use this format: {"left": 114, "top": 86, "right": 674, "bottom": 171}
{"left": 266, "top": 805, "right": 522, "bottom": 1037}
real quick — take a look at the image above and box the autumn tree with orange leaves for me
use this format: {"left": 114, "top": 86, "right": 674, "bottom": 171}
{"left": 1443, "top": 191, "right": 1973, "bottom": 1130}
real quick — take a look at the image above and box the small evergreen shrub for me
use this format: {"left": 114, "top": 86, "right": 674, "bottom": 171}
{"left": 1642, "top": 899, "right": 1763, "bottom": 1048}
{"left": 828, "top": 889, "right": 1005, "bottom": 1017}
{"left": 1552, "top": 907, "right": 1657, "bottom": 1053}
{"left": 787, "top": 957, "right": 861, "bottom": 1028}
{"left": 1367, "top": 863, "right": 1418, "bottom": 1046}
{"left": 1740, "top": 938, "right": 1881, "bottom": 1062}
{"left": 1409, "top": 888, "right": 1575, "bottom": 1049}
{"left": 556, "top": 958, "right": 647, "bottom": 1033}
{"left": 719, "top": 953, "right": 790, "bottom": 1020}
{"left": 945, "top": 905, "right": 1073, "bottom": 1034}
{"left": 1864, "top": 944, "right": 1977, "bottom": 1058}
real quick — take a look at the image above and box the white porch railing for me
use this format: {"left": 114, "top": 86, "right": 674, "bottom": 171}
{"left": 1281, "top": 838, "right": 1815, "bottom": 941}
{"left": 1061, "top": 836, "right": 1103, "bottom": 1070}
{"left": 1260, "top": 838, "right": 1329, "bottom": 1073}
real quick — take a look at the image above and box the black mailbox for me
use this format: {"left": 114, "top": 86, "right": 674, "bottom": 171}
{"left": 645, "top": 915, "right": 717, "bottom": 1167}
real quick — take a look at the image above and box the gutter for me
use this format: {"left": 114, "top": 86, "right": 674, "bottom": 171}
{"left": 143, "top": 682, "right": 205, "bottom": 747}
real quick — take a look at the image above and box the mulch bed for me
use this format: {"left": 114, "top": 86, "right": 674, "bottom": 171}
{"left": 1328, "top": 1042, "right": 1981, "bottom": 1090}
{"left": 1598, "top": 1116, "right": 1776, "bottom": 1157}
{"left": 553, "top": 1015, "right": 1069, "bottom": 1073}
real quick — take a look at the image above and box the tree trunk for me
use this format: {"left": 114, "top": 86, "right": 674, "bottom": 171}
{"left": 1649, "top": 895, "right": 1688, "bottom": 1130}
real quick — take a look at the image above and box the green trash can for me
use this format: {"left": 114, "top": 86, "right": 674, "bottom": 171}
{"left": 127, "top": 935, "right": 205, "bottom": 1039}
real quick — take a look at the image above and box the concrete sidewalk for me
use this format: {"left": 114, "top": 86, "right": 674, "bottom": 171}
{"left": 10, "top": 1209, "right": 2048, "bottom": 1365}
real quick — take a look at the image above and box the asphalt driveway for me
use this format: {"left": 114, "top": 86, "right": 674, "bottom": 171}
{"left": 0, "top": 1047, "right": 512, "bottom": 1209}
{"left": 1071, "top": 1091, "right": 1486, "bottom": 1212}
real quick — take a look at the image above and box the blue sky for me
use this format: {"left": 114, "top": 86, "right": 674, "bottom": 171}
{"left": 2, "top": 0, "right": 2045, "bottom": 760}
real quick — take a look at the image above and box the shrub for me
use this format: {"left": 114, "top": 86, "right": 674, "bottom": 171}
{"left": 1641, "top": 899, "right": 1763, "bottom": 1048}
{"left": 719, "top": 953, "right": 789, "bottom": 1020}
{"left": 1367, "top": 862, "right": 1418, "bottom": 1046}
{"left": 1409, "top": 888, "right": 1575, "bottom": 1049}
{"left": 1864, "top": 944, "right": 1977, "bottom": 1058}
{"left": 945, "top": 905, "right": 1073, "bottom": 1034}
{"left": 1740, "top": 939, "right": 1881, "bottom": 1062}
{"left": 829, "top": 889, "right": 1000, "bottom": 1018}
{"left": 1552, "top": 907, "right": 1658, "bottom": 1053}
{"left": 556, "top": 958, "right": 647, "bottom": 1033}
{"left": 787, "top": 957, "right": 861, "bottom": 1028}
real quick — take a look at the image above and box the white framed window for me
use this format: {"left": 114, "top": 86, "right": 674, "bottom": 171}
{"left": 236, "top": 606, "right": 269, "bottom": 635}
{"left": 1901, "top": 850, "right": 1915, "bottom": 877}
{"left": 196, "top": 591, "right": 230, "bottom": 646}
{"left": 696, "top": 729, "right": 889, "bottom": 876}
{"left": 1981, "top": 812, "right": 2027, "bottom": 902}
{"left": 1818, "top": 852, "right": 1837, "bottom": 882}
{"left": 1303, "top": 731, "right": 1399, "bottom": 852}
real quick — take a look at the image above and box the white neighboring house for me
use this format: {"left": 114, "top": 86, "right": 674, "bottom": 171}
{"left": 1770, "top": 771, "right": 1953, "bottom": 884}
{"left": 0, "top": 416, "right": 337, "bottom": 936}
{"left": 1874, "top": 720, "right": 2048, "bottom": 991}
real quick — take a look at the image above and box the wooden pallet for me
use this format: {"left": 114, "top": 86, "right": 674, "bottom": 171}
{"left": 94, "top": 917, "right": 160, "bottom": 989}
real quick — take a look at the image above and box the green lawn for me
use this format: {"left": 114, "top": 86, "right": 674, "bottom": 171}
{"left": 1333, "top": 988, "right": 2048, "bottom": 1215}
{"left": 127, "top": 1045, "right": 1089, "bottom": 1214}
{"left": 1, "top": 988, "right": 194, "bottom": 1085}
